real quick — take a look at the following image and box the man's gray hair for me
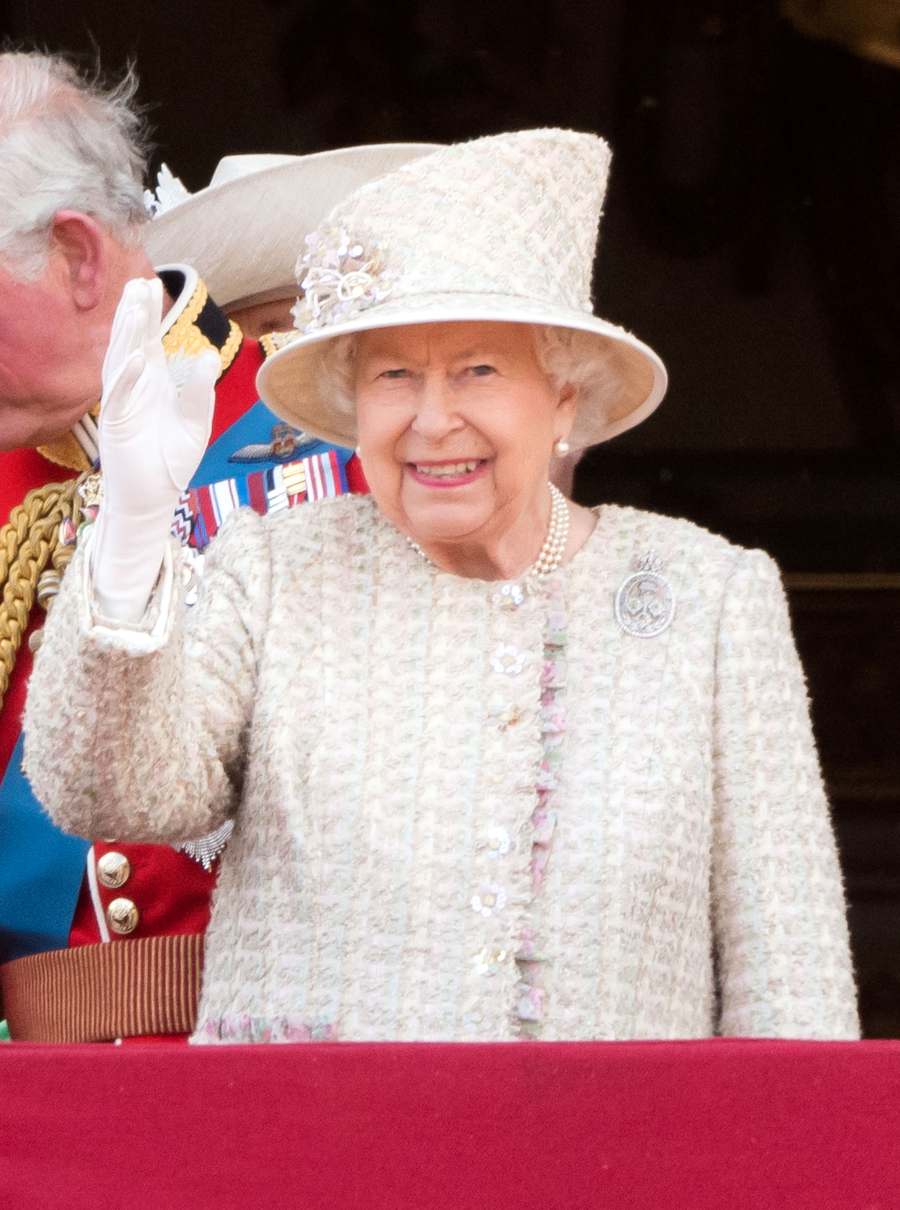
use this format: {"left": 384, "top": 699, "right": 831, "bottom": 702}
{"left": 0, "top": 50, "right": 150, "bottom": 277}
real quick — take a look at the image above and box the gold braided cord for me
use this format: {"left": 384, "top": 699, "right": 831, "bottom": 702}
{"left": 0, "top": 478, "right": 83, "bottom": 713}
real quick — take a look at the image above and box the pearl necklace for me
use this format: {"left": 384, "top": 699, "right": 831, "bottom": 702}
{"left": 406, "top": 482, "right": 570, "bottom": 585}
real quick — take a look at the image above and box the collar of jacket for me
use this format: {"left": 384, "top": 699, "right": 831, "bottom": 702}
{"left": 38, "top": 265, "right": 244, "bottom": 473}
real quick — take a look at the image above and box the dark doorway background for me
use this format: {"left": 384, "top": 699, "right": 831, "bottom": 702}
{"left": 4, "top": 0, "right": 898, "bottom": 1036}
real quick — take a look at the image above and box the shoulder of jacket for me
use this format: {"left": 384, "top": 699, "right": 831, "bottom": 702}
{"left": 599, "top": 502, "right": 772, "bottom": 568}
{"left": 596, "top": 504, "right": 785, "bottom": 611}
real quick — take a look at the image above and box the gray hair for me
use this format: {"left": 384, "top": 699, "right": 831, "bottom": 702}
{"left": 0, "top": 51, "right": 150, "bottom": 277}
{"left": 317, "top": 323, "right": 616, "bottom": 446}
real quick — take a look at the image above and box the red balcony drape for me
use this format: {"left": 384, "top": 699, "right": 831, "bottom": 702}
{"left": 3, "top": 1039, "right": 898, "bottom": 1209}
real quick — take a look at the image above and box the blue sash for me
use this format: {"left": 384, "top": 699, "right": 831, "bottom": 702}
{"left": 0, "top": 737, "right": 87, "bottom": 962}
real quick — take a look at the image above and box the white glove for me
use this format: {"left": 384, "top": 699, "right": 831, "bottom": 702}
{"left": 91, "top": 276, "right": 219, "bottom": 623}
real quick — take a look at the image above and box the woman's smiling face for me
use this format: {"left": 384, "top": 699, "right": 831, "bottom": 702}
{"left": 353, "top": 321, "right": 576, "bottom": 557}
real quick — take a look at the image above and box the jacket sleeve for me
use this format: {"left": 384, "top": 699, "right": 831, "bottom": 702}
{"left": 711, "top": 548, "right": 860, "bottom": 1038}
{"left": 22, "top": 507, "right": 271, "bottom": 843}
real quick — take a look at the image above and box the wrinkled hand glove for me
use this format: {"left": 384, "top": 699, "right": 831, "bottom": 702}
{"left": 91, "top": 276, "right": 219, "bottom": 623}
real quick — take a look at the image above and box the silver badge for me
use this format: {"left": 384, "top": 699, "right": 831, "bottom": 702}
{"left": 614, "top": 552, "right": 676, "bottom": 638}
{"left": 228, "top": 423, "right": 312, "bottom": 466}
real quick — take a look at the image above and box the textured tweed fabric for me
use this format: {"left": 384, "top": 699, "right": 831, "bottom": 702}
{"left": 23, "top": 496, "right": 859, "bottom": 1043}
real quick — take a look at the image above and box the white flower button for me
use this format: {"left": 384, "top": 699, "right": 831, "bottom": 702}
{"left": 491, "top": 582, "right": 527, "bottom": 611}
{"left": 471, "top": 884, "right": 508, "bottom": 917}
{"left": 483, "top": 826, "right": 512, "bottom": 857}
{"left": 491, "top": 645, "right": 528, "bottom": 677}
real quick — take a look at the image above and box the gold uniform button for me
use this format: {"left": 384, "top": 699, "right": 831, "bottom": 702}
{"left": 97, "top": 851, "right": 131, "bottom": 889}
{"left": 107, "top": 898, "right": 139, "bottom": 935}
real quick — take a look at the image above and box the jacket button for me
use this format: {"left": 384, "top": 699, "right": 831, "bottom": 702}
{"left": 97, "top": 851, "right": 131, "bottom": 889}
{"left": 107, "top": 898, "right": 139, "bottom": 935}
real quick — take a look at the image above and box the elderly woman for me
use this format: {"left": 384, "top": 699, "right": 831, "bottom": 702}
{"left": 24, "top": 130, "right": 858, "bottom": 1044}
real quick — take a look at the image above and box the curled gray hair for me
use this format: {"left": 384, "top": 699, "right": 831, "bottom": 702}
{"left": 0, "top": 51, "right": 150, "bottom": 278}
{"left": 317, "top": 323, "right": 616, "bottom": 447}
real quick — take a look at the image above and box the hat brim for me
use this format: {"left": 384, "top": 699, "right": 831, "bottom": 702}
{"left": 144, "top": 144, "right": 441, "bottom": 310}
{"left": 256, "top": 293, "right": 667, "bottom": 450}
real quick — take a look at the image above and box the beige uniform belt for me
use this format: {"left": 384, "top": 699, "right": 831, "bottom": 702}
{"left": 0, "top": 934, "right": 202, "bottom": 1042}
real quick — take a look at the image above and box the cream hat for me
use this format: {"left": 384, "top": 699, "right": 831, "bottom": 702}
{"left": 257, "top": 128, "right": 667, "bottom": 449}
{"left": 143, "top": 145, "right": 440, "bottom": 310}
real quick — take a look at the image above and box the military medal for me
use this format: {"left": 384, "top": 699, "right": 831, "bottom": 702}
{"left": 177, "top": 448, "right": 346, "bottom": 552}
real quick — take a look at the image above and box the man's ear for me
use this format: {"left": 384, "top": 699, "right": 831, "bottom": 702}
{"left": 49, "top": 211, "right": 107, "bottom": 310}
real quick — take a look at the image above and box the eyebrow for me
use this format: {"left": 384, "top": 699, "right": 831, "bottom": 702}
{"left": 361, "top": 345, "right": 501, "bottom": 363}
{"left": 450, "top": 348, "right": 498, "bottom": 361}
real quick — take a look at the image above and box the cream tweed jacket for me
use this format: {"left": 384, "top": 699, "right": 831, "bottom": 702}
{"left": 24, "top": 496, "right": 859, "bottom": 1043}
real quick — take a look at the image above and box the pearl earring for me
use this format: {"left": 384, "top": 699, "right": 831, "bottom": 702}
{"left": 553, "top": 438, "right": 570, "bottom": 457}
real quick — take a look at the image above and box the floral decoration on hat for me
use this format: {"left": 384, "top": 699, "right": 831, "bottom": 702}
{"left": 291, "top": 226, "right": 394, "bottom": 333}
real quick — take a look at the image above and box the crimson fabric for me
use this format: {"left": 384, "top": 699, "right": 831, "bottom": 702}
{"left": 207, "top": 336, "right": 265, "bottom": 446}
{"left": 2, "top": 1040, "right": 898, "bottom": 1209}
{"left": 0, "top": 446, "right": 61, "bottom": 780}
{"left": 346, "top": 453, "right": 368, "bottom": 494}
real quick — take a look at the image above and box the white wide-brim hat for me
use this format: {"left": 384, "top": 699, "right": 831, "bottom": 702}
{"left": 257, "top": 129, "right": 667, "bottom": 449}
{"left": 143, "top": 145, "right": 440, "bottom": 311}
